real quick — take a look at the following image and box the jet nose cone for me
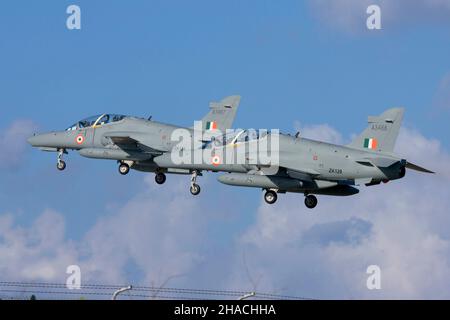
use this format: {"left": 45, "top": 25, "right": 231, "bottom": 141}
{"left": 27, "top": 131, "right": 72, "bottom": 149}
{"left": 27, "top": 134, "right": 41, "bottom": 147}
{"left": 27, "top": 133, "right": 54, "bottom": 148}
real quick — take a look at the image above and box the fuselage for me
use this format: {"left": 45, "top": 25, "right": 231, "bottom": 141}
{"left": 152, "top": 133, "right": 404, "bottom": 183}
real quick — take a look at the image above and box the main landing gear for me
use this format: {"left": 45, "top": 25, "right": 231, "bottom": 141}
{"left": 153, "top": 170, "right": 199, "bottom": 194}
{"left": 262, "top": 189, "right": 319, "bottom": 209}
{"left": 264, "top": 190, "right": 278, "bottom": 204}
{"left": 304, "top": 194, "right": 318, "bottom": 209}
{"left": 190, "top": 170, "right": 201, "bottom": 196}
{"left": 118, "top": 161, "right": 135, "bottom": 175}
{"left": 153, "top": 169, "right": 201, "bottom": 195}
{"left": 118, "top": 163, "right": 130, "bottom": 175}
{"left": 155, "top": 172, "right": 166, "bottom": 185}
{"left": 56, "top": 149, "right": 67, "bottom": 171}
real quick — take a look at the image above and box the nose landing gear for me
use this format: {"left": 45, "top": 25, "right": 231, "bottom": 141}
{"left": 56, "top": 149, "right": 67, "bottom": 171}
{"left": 190, "top": 170, "right": 201, "bottom": 196}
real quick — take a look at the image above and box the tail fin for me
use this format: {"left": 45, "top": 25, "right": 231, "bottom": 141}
{"left": 347, "top": 108, "right": 404, "bottom": 153}
{"left": 201, "top": 95, "right": 240, "bottom": 131}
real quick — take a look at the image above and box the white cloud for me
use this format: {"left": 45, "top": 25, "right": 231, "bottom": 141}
{"left": 0, "top": 209, "right": 78, "bottom": 282}
{"left": 307, "top": 0, "right": 450, "bottom": 34}
{"left": 80, "top": 177, "right": 208, "bottom": 285}
{"left": 0, "top": 120, "right": 38, "bottom": 170}
{"left": 294, "top": 121, "right": 344, "bottom": 145}
{"left": 396, "top": 127, "right": 450, "bottom": 178}
{"left": 0, "top": 177, "right": 209, "bottom": 288}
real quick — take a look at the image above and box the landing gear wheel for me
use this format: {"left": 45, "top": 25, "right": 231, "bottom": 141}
{"left": 118, "top": 163, "right": 130, "bottom": 175}
{"left": 264, "top": 190, "right": 278, "bottom": 204}
{"left": 57, "top": 160, "right": 66, "bottom": 171}
{"left": 155, "top": 172, "right": 166, "bottom": 185}
{"left": 190, "top": 183, "right": 201, "bottom": 196}
{"left": 304, "top": 195, "right": 318, "bottom": 209}
{"left": 189, "top": 170, "right": 201, "bottom": 195}
{"left": 56, "top": 149, "right": 66, "bottom": 171}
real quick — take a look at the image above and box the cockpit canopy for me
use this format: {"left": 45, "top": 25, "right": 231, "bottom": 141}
{"left": 204, "top": 129, "right": 270, "bottom": 148}
{"left": 66, "top": 114, "right": 126, "bottom": 131}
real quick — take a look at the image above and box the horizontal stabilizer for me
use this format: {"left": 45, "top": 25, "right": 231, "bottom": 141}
{"left": 357, "top": 157, "right": 399, "bottom": 168}
{"left": 406, "top": 162, "right": 435, "bottom": 174}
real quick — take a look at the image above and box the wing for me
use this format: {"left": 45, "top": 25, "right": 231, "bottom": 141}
{"left": 285, "top": 168, "right": 319, "bottom": 181}
{"left": 104, "top": 132, "right": 165, "bottom": 155}
{"left": 108, "top": 135, "right": 139, "bottom": 146}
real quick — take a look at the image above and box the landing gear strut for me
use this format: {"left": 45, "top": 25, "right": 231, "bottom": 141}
{"left": 304, "top": 194, "right": 318, "bottom": 209}
{"left": 190, "top": 170, "right": 201, "bottom": 196}
{"left": 264, "top": 190, "right": 278, "bottom": 204}
{"left": 56, "top": 149, "right": 66, "bottom": 171}
{"left": 155, "top": 172, "right": 166, "bottom": 185}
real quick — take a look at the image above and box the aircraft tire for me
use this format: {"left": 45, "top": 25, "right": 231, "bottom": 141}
{"left": 57, "top": 160, "right": 66, "bottom": 171}
{"left": 155, "top": 172, "right": 166, "bottom": 185}
{"left": 190, "top": 183, "right": 201, "bottom": 196}
{"left": 304, "top": 195, "right": 318, "bottom": 209}
{"left": 119, "top": 163, "right": 130, "bottom": 175}
{"left": 264, "top": 190, "right": 277, "bottom": 204}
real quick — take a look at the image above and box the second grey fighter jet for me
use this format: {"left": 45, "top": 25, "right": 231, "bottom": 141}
{"left": 150, "top": 107, "right": 434, "bottom": 208}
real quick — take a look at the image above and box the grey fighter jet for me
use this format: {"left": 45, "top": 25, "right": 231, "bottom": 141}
{"left": 150, "top": 107, "right": 434, "bottom": 208}
{"left": 28, "top": 95, "right": 241, "bottom": 190}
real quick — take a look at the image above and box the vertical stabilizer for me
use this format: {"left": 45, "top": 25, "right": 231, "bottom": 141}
{"left": 347, "top": 108, "right": 404, "bottom": 153}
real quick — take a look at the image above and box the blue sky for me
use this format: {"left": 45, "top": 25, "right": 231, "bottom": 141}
{"left": 1, "top": 1, "right": 449, "bottom": 135}
{"left": 1, "top": 0, "right": 450, "bottom": 299}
